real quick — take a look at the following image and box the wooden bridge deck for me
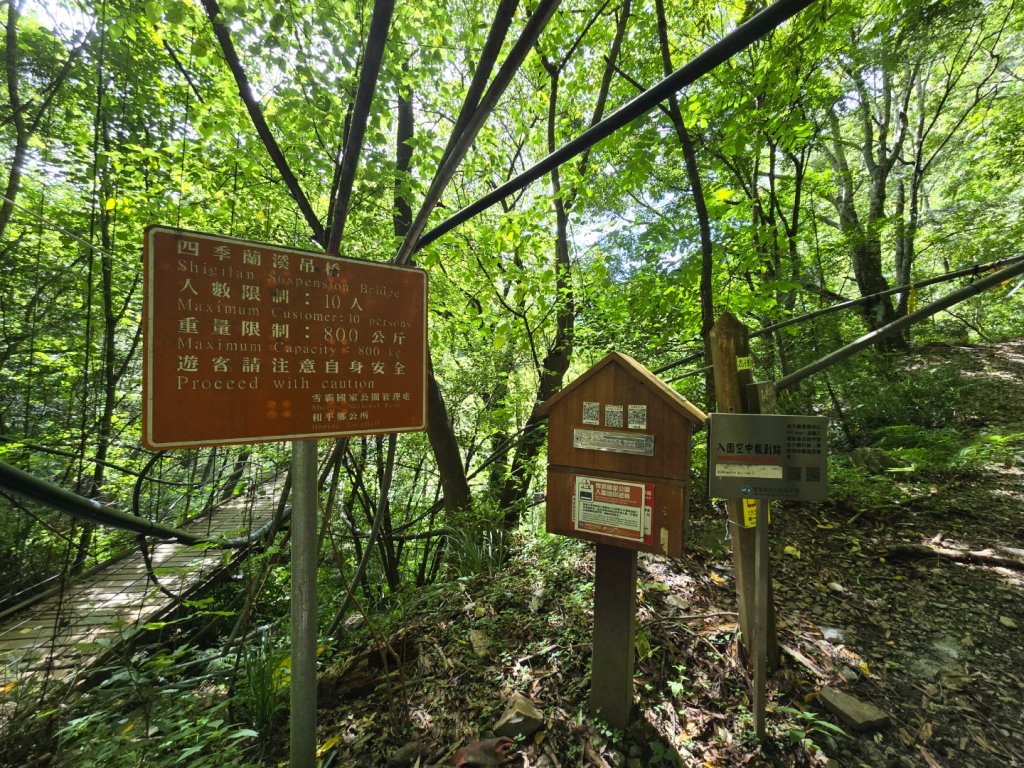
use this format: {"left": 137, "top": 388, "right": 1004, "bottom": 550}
{"left": 0, "top": 483, "right": 282, "bottom": 689}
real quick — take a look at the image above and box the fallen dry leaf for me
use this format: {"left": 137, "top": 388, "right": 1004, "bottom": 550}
{"left": 917, "top": 745, "right": 942, "bottom": 768}
{"left": 917, "top": 721, "right": 933, "bottom": 743}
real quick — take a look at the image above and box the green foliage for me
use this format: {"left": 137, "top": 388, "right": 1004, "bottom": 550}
{"left": 665, "top": 664, "right": 689, "bottom": 698}
{"left": 775, "top": 704, "right": 849, "bottom": 749}
{"left": 956, "top": 430, "right": 1024, "bottom": 469}
{"left": 3, "top": 0, "right": 1024, "bottom": 761}
{"left": 52, "top": 646, "right": 262, "bottom": 768}
{"left": 869, "top": 424, "right": 963, "bottom": 473}
{"left": 0, "top": 672, "right": 53, "bottom": 764}
{"left": 446, "top": 519, "right": 511, "bottom": 578}
{"left": 841, "top": 359, "right": 969, "bottom": 432}
{"left": 824, "top": 345, "right": 1024, "bottom": 521}
{"left": 234, "top": 638, "right": 289, "bottom": 745}
{"left": 647, "top": 739, "right": 685, "bottom": 767}
{"left": 57, "top": 701, "right": 259, "bottom": 768}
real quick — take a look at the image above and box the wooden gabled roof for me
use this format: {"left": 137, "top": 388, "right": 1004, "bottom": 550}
{"left": 536, "top": 351, "right": 707, "bottom": 426}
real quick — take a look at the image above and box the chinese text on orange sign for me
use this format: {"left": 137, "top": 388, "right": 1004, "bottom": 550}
{"left": 143, "top": 227, "right": 427, "bottom": 449}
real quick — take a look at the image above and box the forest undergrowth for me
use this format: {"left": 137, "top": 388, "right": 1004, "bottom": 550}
{"left": 8, "top": 339, "right": 1023, "bottom": 768}
{"left": 308, "top": 338, "right": 1024, "bottom": 768}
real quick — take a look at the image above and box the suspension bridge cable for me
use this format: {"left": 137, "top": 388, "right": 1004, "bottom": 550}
{"left": 775, "top": 258, "right": 1024, "bottom": 392}
{"left": 414, "top": 0, "right": 820, "bottom": 253}
{"left": 653, "top": 253, "right": 1024, "bottom": 376}
{"left": 0, "top": 460, "right": 286, "bottom": 549}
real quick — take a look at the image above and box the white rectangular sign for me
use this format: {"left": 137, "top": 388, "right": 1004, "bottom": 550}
{"left": 707, "top": 412, "right": 828, "bottom": 501}
{"left": 715, "top": 464, "right": 784, "bottom": 479}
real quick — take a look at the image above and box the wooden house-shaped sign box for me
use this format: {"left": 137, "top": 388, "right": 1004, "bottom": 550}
{"left": 538, "top": 352, "right": 706, "bottom": 558}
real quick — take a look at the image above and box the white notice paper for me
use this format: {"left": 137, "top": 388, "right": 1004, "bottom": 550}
{"left": 715, "top": 463, "right": 784, "bottom": 479}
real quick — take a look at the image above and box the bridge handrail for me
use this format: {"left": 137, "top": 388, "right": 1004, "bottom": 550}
{"left": 0, "top": 460, "right": 286, "bottom": 549}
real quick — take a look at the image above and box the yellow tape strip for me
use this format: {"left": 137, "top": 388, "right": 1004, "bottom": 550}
{"left": 742, "top": 499, "right": 771, "bottom": 528}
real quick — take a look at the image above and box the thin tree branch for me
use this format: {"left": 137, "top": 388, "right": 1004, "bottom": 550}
{"left": 416, "top": 0, "right": 819, "bottom": 253}
{"left": 325, "top": 0, "right": 396, "bottom": 254}
{"left": 200, "top": 0, "right": 326, "bottom": 245}
{"left": 162, "top": 40, "right": 205, "bottom": 104}
{"left": 394, "top": 0, "right": 563, "bottom": 265}
{"left": 436, "top": 0, "right": 520, "bottom": 174}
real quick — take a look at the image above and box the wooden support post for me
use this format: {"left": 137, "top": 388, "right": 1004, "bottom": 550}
{"left": 590, "top": 543, "right": 638, "bottom": 730}
{"left": 290, "top": 440, "right": 318, "bottom": 768}
{"left": 708, "top": 314, "right": 778, "bottom": 665}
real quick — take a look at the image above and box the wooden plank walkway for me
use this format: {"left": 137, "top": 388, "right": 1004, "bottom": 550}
{"left": 0, "top": 482, "right": 282, "bottom": 689}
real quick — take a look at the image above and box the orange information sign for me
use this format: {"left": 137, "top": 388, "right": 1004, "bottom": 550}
{"left": 572, "top": 475, "right": 655, "bottom": 545}
{"left": 142, "top": 226, "right": 427, "bottom": 449}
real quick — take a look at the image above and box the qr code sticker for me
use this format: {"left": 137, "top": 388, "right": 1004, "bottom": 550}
{"left": 604, "top": 405, "right": 624, "bottom": 428}
{"left": 784, "top": 465, "right": 802, "bottom": 482}
{"left": 582, "top": 401, "right": 600, "bottom": 425}
{"left": 806, "top": 466, "right": 822, "bottom": 483}
{"left": 627, "top": 404, "right": 647, "bottom": 430}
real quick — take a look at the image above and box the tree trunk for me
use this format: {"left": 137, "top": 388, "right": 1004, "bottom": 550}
{"left": 392, "top": 76, "right": 473, "bottom": 520}
{"left": 0, "top": 0, "right": 28, "bottom": 257}
{"left": 854, "top": 170, "right": 901, "bottom": 340}
{"left": 655, "top": 0, "right": 714, "bottom": 403}
{"left": 825, "top": 107, "right": 904, "bottom": 350}
{"left": 426, "top": 361, "right": 473, "bottom": 520}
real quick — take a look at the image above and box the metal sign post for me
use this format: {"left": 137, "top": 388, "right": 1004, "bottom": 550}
{"left": 290, "top": 440, "right": 318, "bottom": 768}
{"left": 140, "top": 227, "right": 429, "bottom": 767}
{"left": 752, "top": 497, "right": 770, "bottom": 741}
{"left": 708, "top": 412, "right": 828, "bottom": 741}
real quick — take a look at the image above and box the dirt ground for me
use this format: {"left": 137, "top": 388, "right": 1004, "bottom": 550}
{"left": 319, "top": 340, "right": 1024, "bottom": 768}
{"left": 675, "top": 339, "right": 1024, "bottom": 767}
{"left": 769, "top": 340, "right": 1024, "bottom": 767}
